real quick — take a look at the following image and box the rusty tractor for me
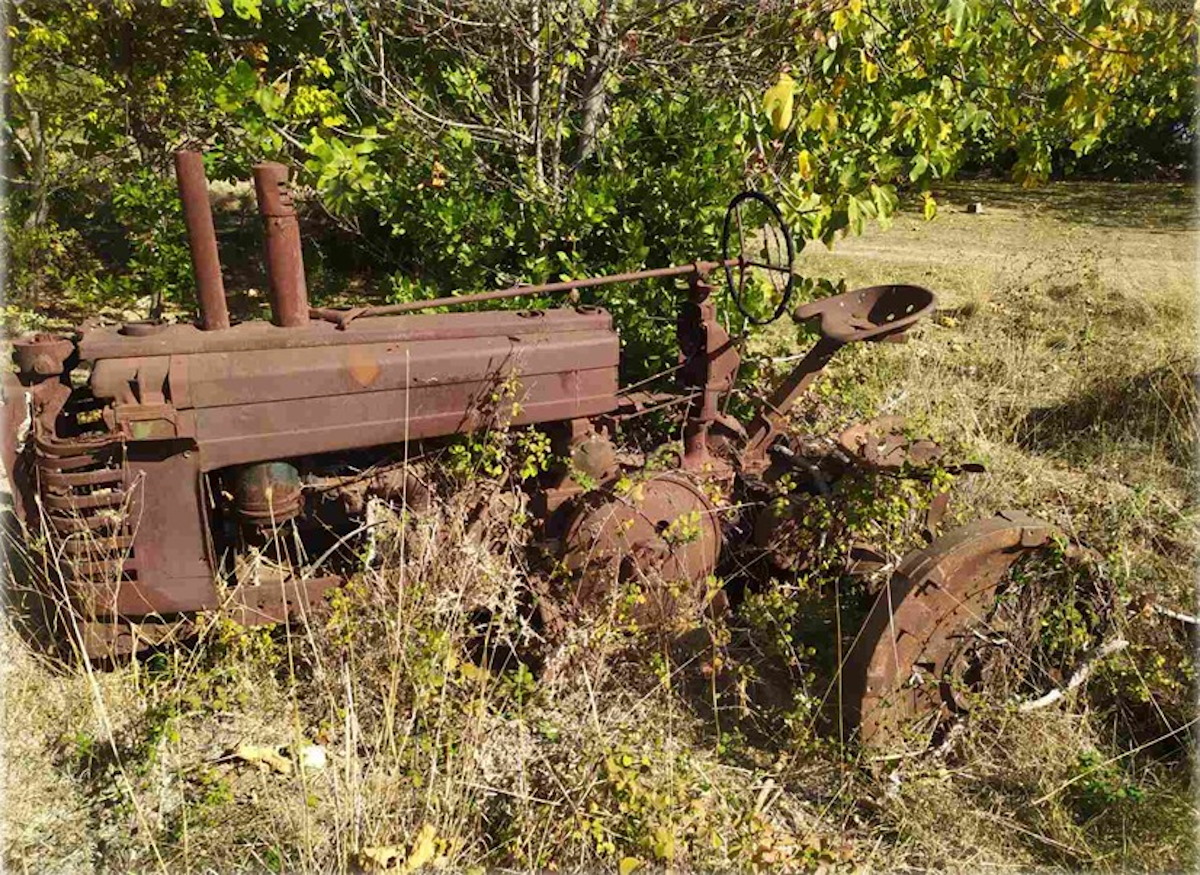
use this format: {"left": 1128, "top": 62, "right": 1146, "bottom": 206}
{"left": 2, "top": 152, "right": 1074, "bottom": 749}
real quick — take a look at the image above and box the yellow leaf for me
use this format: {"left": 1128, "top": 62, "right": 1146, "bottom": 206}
{"left": 823, "top": 106, "right": 839, "bottom": 135}
{"left": 762, "top": 72, "right": 796, "bottom": 134}
{"left": 233, "top": 743, "right": 292, "bottom": 774}
{"left": 796, "top": 149, "right": 814, "bottom": 181}
{"left": 864, "top": 60, "right": 879, "bottom": 83}
{"left": 431, "top": 161, "right": 448, "bottom": 188}
{"left": 403, "top": 823, "right": 438, "bottom": 872}
{"left": 619, "top": 857, "right": 641, "bottom": 875}
{"left": 922, "top": 192, "right": 937, "bottom": 221}
{"left": 652, "top": 826, "right": 676, "bottom": 861}
{"left": 359, "top": 846, "right": 403, "bottom": 871}
{"left": 459, "top": 662, "right": 489, "bottom": 682}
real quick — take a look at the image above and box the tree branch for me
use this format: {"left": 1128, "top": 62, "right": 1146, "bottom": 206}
{"left": 1018, "top": 637, "right": 1129, "bottom": 712}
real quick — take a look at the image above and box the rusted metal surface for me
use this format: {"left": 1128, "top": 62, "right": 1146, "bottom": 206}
{"left": 742, "top": 285, "right": 937, "bottom": 469}
{"left": 677, "top": 275, "right": 740, "bottom": 475}
{"left": 319, "top": 467, "right": 431, "bottom": 515}
{"left": 568, "top": 426, "right": 619, "bottom": 484}
{"left": 78, "top": 307, "right": 615, "bottom": 359}
{"left": 841, "top": 511, "right": 1060, "bottom": 748}
{"left": 185, "top": 322, "right": 618, "bottom": 471}
{"left": 253, "top": 162, "right": 309, "bottom": 328}
{"left": 175, "top": 151, "right": 231, "bottom": 331}
{"left": 559, "top": 473, "right": 722, "bottom": 627}
{"left": 794, "top": 284, "right": 934, "bottom": 343}
{"left": 836, "top": 416, "right": 944, "bottom": 472}
{"left": 81, "top": 307, "right": 621, "bottom": 471}
{"left": 233, "top": 461, "right": 303, "bottom": 525}
{"left": 80, "top": 617, "right": 194, "bottom": 658}
{"left": 76, "top": 575, "right": 340, "bottom": 656}
{"left": 742, "top": 336, "right": 843, "bottom": 470}
{"left": 14, "top": 298, "right": 620, "bottom": 660}
{"left": 12, "top": 333, "right": 75, "bottom": 377}
{"left": 226, "top": 575, "right": 342, "bottom": 625}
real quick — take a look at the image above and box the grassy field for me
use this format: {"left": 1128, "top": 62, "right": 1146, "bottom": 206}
{"left": 3, "top": 181, "right": 1195, "bottom": 872}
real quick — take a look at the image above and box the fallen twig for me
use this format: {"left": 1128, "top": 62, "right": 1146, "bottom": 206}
{"left": 1152, "top": 603, "right": 1198, "bottom": 626}
{"left": 1018, "top": 637, "right": 1128, "bottom": 712}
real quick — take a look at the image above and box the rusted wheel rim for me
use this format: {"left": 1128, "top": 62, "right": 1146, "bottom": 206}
{"left": 841, "top": 510, "right": 1064, "bottom": 750}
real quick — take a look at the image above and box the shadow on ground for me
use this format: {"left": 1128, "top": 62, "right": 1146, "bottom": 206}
{"left": 1016, "top": 359, "right": 1197, "bottom": 470}
{"left": 932, "top": 181, "right": 1194, "bottom": 231}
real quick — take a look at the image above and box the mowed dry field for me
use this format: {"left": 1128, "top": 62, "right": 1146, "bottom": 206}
{"left": 2, "top": 181, "right": 1195, "bottom": 873}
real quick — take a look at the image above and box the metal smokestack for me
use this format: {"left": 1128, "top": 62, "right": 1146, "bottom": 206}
{"left": 174, "top": 150, "right": 231, "bottom": 331}
{"left": 252, "top": 162, "right": 309, "bottom": 328}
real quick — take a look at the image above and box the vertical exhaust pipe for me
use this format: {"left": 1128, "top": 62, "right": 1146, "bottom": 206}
{"left": 174, "top": 150, "right": 231, "bottom": 331}
{"left": 252, "top": 162, "right": 309, "bottom": 328}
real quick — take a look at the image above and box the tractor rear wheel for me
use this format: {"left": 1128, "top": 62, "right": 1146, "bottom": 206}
{"left": 841, "top": 511, "right": 1069, "bottom": 751}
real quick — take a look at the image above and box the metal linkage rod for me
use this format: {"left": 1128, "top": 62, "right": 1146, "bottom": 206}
{"left": 309, "top": 259, "right": 739, "bottom": 327}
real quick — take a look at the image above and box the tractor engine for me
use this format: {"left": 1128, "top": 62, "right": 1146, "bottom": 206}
{"left": 9, "top": 304, "right": 622, "bottom": 654}
{"left": 4, "top": 156, "right": 640, "bottom": 655}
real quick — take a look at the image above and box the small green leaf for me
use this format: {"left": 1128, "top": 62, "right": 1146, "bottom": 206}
{"left": 232, "top": 0, "right": 261, "bottom": 21}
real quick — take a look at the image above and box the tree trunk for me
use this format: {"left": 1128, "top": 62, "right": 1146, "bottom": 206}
{"left": 529, "top": 0, "right": 545, "bottom": 187}
{"left": 22, "top": 105, "right": 49, "bottom": 230}
{"left": 575, "top": 0, "right": 614, "bottom": 166}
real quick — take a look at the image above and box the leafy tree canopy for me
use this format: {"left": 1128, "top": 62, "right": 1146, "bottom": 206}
{"left": 3, "top": 0, "right": 1193, "bottom": 358}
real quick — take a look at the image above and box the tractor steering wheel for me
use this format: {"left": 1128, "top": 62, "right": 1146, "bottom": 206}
{"left": 720, "top": 190, "right": 796, "bottom": 326}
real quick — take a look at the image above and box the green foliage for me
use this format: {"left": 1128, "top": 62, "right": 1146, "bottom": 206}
{"left": 570, "top": 736, "right": 720, "bottom": 863}
{"left": 1070, "top": 749, "right": 1146, "bottom": 815}
{"left": 3, "top": 218, "right": 103, "bottom": 326}
{"left": 5, "top": 0, "right": 1191, "bottom": 370}
{"left": 100, "top": 169, "right": 194, "bottom": 314}
{"left": 446, "top": 432, "right": 509, "bottom": 482}
{"left": 753, "top": 0, "right": 1194, "bottom": 242}
{"left": 444, "top": 374, "right": 554, "bottom": 483}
